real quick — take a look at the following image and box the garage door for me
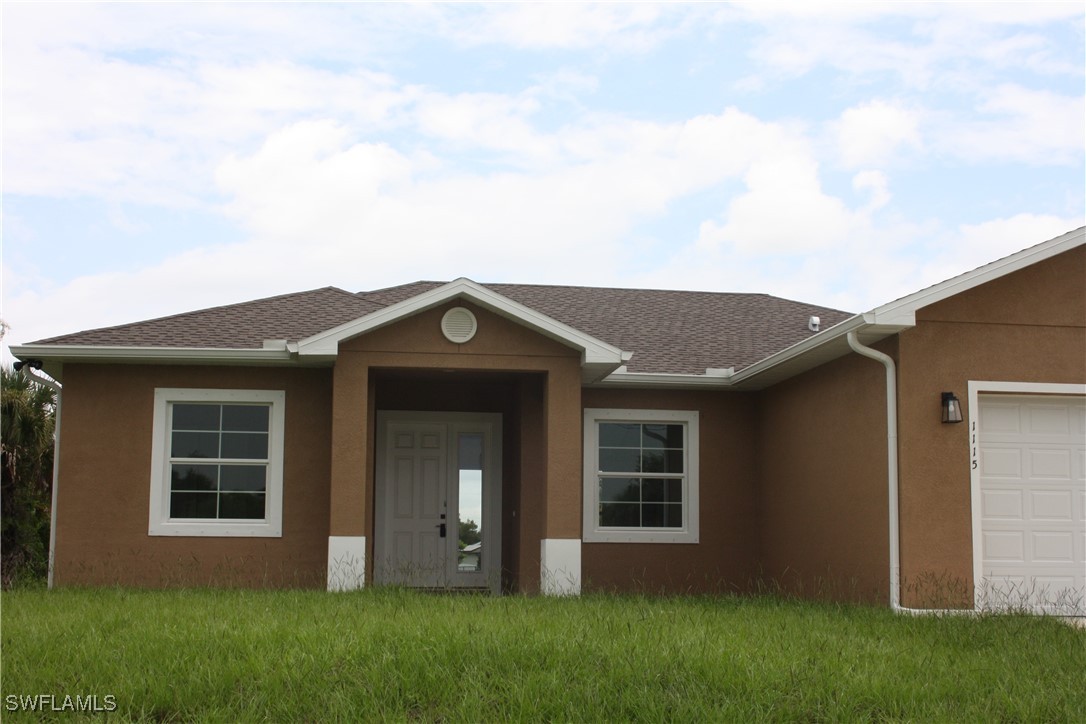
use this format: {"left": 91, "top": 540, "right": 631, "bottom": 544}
{"left": 977, "top": 394, "right": 1085, "bottom": 615}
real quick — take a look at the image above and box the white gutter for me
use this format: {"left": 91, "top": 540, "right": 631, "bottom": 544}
{"left": 9, "top": 345, "right": 297, "bottom": 365}
{"left": 19, "top": 365, "right": 62, "bottom": 589}
{"left": 845, "top": 332, "right": 977, "bottom": 616}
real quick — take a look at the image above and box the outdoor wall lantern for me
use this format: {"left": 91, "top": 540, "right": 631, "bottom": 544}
{"left": 941, "top": 392, "right": 963, "bottom": 423}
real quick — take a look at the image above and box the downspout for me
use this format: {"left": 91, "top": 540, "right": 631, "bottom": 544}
{"left": 17, "top": 362, "right": 62, "bottom": 589}
{"left": 846, "top": 333, "right": 976, "bottom": 616}
{"left": 845, "top": 332, "right": 903, "bottom": 612}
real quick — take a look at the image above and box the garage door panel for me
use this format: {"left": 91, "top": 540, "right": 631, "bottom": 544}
{"left": 1031, "top": 532, "right": 1074, "bottom": 561}
{"left": 1026, "top": 405, "right": 1071, "bottom": 435}
{"left": 984, "top": 531, "right": 1025, "bottom": 561}
{"left": 1030, "top": 490, "right": 1073, "bottom": 520}
{"left": 980, "top": 448, "right": 1021, "bottom": 477}
{"left": 977, "top": 393, "right": 1085, "bottom": 615}
{"left": 1028, "top": 449, "right": 1072, "bottom": 479}
{"left": 980, "top": 403, "right": 1021, "bottom": 433}
{"left": 982, "top": 489, "right": 1023, "bottom": 519}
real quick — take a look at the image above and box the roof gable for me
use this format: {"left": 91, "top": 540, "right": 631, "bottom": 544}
{"left": 298, "top": 278, "right": 631, "bottom": 381}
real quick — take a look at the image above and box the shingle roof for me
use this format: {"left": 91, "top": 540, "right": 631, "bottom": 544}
{"left": 33, "top": 287, "right": 380, "bottom": 349}
{"left": 488, "top": 284, "right": 851, "bottom": 373}
{"left": 30, "top": 281, "right": 852, "bottom": 374}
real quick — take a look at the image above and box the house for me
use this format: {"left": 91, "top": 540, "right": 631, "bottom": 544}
{"left": 11, "top": 228, "right": 1085, "bottom": 613}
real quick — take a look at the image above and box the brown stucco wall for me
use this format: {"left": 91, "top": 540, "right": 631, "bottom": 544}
{"left": 53, "top": 364, "right": 333, "bottom": 587}
{"left": 580, "top": 388, "right": 759, "bottom": 593}
{"left": 895, "top": 246, "right": 1086, "bottom": 607}
{"left": 755, "top": 349, "right": 893, "bottom": 603}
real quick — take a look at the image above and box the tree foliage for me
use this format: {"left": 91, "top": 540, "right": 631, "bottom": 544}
{"left": 458, "top": 519, "right": 480, "bottom": 548}
{"left": 1, "top": 366, "right": 56, "bottom": 586}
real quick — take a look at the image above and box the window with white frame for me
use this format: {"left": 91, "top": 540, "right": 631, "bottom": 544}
{"left": 582, "top": 408, "right": 699, "bottom": 544}
{"left": 148, "top": 389, "right": 285, "bottom": 537}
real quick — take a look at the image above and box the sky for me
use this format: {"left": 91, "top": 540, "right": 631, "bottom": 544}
{"left": 2, "top": 2, "right": 1083, "bottom": 360}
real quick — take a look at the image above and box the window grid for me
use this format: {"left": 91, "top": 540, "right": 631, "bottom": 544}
{"left": 596, "top": 421, "right": 685, "bottom": 530}
{"left": 583, "top": 408, "right": 699, "bottom": 545}
{"left": 167, "top": 402, "right": 270, "bottom": 522}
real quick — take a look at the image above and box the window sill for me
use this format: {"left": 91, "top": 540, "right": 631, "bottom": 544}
{"left": 583, "top": 529, "right": 698, "bottom": 544}
{"left": 148, "top": 521, "right": 282, "bottom": 538}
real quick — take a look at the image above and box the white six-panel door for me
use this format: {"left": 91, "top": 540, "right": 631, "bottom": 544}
{"left": 378, "top": 422, "right": 448, "bottom": 587}
{"left": 974, "top": 392, "right": 1085, "bottom": 614}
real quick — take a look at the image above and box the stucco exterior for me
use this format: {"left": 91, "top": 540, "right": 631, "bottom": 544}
{"left": 894, "top": 245, "right": 1086, "bottom": 607}
{"left": 581, "top": 388, "right": 759, "bottom": 594}
{"left": 755, "top": 349, "right": 893, "bottom": 603}
{"left": 53, "top": 364, "right": 333, "bottom": 587}
{"left": 25, "top": 232, "right": 1085, "bottom": 604}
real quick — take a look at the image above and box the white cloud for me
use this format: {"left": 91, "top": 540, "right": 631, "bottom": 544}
{"left": 835, "top": 101, "right": 922, "bottom": 168}
{"left": 697, "top": 142, "right": 860, "bottom": 255}
{"left": 448, "top": 3, "right": 693, "bottom": 52}
{"left": 933, "top": 85, "right": 1085, "bottom": 166}
{"left": 852, "top": 171, "right": 891, "bottom": 211}
{"left": 736, "top": 2, "right": 1083, "bottom": 90}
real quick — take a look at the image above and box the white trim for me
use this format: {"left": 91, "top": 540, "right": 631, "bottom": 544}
{"left": 540, "top": 538, "right": 581, "bottom": 595}
{"left": 327, "top": 535, "right": 366, "bottom": 591}
{"left": 297, "top": 277, "right": 630, "bottom": 372}
{"left": 9, "top": 344, "right": 297, "bottom": 365}
{"left": 967, "top": 380, "right": 1086, "bottom": 611}
{"left": 582, "top": 408, "right": 700, "bottom": 544}
{"left": 148, "top": 388, "right": 285, "bottom": 537}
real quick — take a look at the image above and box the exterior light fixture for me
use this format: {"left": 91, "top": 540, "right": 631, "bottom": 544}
{"left": 941, "top": 392, "right": 963, "bottom": 423}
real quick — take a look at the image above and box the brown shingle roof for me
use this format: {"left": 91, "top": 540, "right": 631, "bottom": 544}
{"left": 488, "top": 284, "right": 851, "bottom": 373}
{"left": 33, "top": 287, "right": 380, "bottom": 349}
{"left": 30, "top": 281, "right": 852, "bottom": 374}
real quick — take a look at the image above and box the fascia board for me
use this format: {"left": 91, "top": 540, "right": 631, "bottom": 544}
{"left": 590, "top": 371, "right": 733, "bottom": 389}
{"left": 9, "top": 344, "right": 297, "bottom": 366}
{"left": 298, "top": 277, "right": 629, "bottom": 365}
{"left": 868, "top": 226, "right": 1084, "bottom": 324}
{"left": 727, "top": 314, "right": 869, "bottom": 383}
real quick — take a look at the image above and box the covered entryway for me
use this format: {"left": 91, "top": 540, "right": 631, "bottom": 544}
{"left": 974, "top": 391, "right": 1085, "bottom": 615}
{"left": 322, "top": 286, "right": 608, "bottom": 594}
{"left": 374, "top": 411, "right": 502, "bottom": 592}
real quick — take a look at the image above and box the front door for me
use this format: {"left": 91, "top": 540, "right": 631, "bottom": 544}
{"left": 374, "top": 412, "right": 502, "bottom": 591}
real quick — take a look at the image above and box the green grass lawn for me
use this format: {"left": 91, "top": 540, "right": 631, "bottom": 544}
{"left": 2, "top": 587, "right": 1083, "bottom": 722}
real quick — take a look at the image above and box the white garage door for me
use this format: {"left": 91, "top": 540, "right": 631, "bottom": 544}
{"left": 976, "top": 394, "right": 1085, "bottom": 615}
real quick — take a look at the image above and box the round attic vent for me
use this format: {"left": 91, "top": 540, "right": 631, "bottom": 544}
{"left": 441, "top": 307, "right": 478, "bottom": 343}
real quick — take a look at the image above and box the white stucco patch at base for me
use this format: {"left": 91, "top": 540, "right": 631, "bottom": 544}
{"left": 540, "top": 538, "right": 581, "bottom": 596}
{"left": 327, "top": 536, "right": 366, "bottom": 591}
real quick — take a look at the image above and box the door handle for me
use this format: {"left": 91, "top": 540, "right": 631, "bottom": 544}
{"left": 436, "top": 523, "right": 447, "bottom": 538}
